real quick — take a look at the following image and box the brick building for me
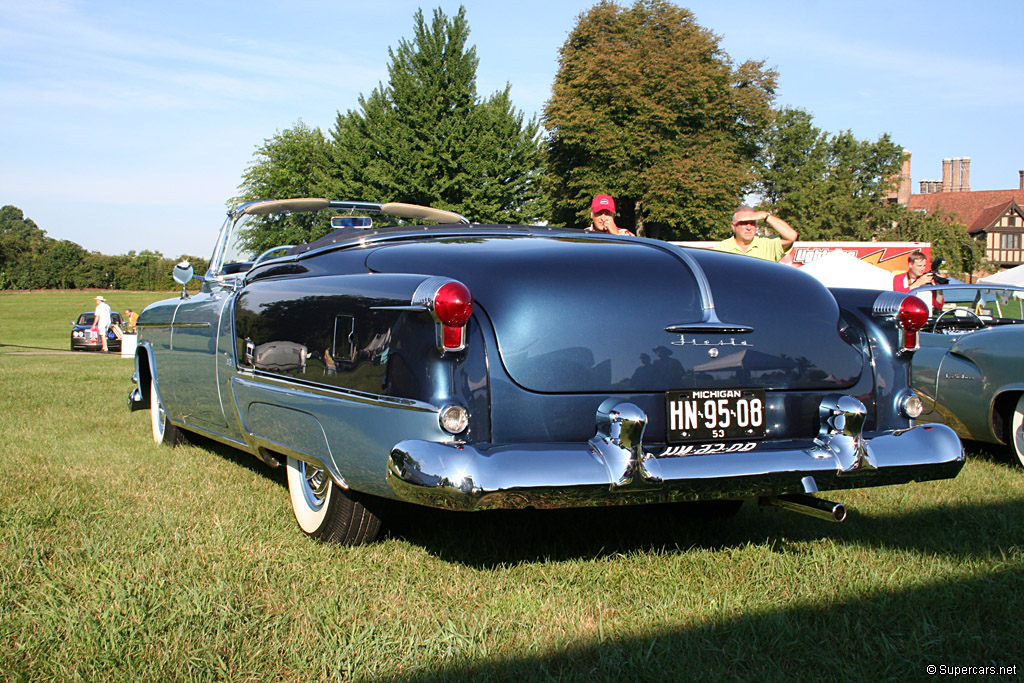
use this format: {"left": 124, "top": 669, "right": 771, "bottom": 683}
{"left": 894, "top": 156, "right": 1024, "bottom": 267}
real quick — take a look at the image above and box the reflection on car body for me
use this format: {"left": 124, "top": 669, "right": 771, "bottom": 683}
{"left": 128, "top": 198, "right": 965, "bottom": 545}
{"left": 252, "top": 341, "right": 308, "bottom": 373}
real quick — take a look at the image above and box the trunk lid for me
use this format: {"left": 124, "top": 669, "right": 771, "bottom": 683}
{"left": 365, "top": 234, "right": 865, "bottom": 393}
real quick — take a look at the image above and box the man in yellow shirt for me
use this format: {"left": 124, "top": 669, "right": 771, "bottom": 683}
{"left": 712, "top": 205, "right": 797, "bottom": 262}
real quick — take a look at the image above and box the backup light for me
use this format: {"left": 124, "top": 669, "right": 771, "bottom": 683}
{"left": 901, "top": 393, "right": 924, "bottom": 419}
{"left": 439, "top": 404, "right": 469, "bottom": 435}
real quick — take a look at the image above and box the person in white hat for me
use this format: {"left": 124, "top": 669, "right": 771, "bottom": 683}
{"left": 94, "top": 295, "right": 112, "bottom": 352}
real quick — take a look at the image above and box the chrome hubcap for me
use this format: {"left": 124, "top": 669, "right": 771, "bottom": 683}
{"left": 303, "top": 463, "right": 330, "bottom": 505}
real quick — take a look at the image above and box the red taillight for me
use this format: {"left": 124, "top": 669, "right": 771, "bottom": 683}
{"left": 433, "top": 282, "right": 473, "bottom": 352}
{"left": 898, "top": 296, "right": 930, "bottom": 351}
{"left": 434, "top": 282, "right": 473, "bottom": 326}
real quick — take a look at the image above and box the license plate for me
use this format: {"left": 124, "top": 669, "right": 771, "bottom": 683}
{"left": 665, "top": 388, "right": 766, "bottom": 443}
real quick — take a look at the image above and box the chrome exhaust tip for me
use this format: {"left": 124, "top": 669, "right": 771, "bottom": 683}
{"left": 761, "top": 493, "right": 847, "bottom": 523}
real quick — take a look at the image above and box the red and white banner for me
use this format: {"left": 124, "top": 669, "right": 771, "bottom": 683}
{"left": 673, "top": 241, "right": 931, "bottom": 273}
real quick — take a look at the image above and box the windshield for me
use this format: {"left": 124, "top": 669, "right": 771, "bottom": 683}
{"left": 207, "top": 200, "right": 466, "bottom": 278}
{"left": 917, "top": 285, "right": 1024, "bottom": 334}
{"left": 931, "top": 286, "right": 1024, "bottom": 319}
{"left": 76, "top": 312, "right": 122, "bottom": 325}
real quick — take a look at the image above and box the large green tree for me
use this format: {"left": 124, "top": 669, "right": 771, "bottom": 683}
{"left": 543, "top": 0, "right": 777, "bottom": 238}
{"left": 235, "top": 120, "right": 331, "bottom": 205}
{"left": 756, "top": 107, "right": 983, "bottom": 277}
{"left": 233, "top": 120, "right": 333, "bottom": 255}
{"left": 756, "top": 107, "right": 904, "bottom": 240}
{"left": 327, "top": 6, "right": 545, "bottom": 223}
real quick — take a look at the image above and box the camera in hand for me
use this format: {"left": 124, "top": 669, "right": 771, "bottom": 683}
{"left": 929, "top": 257, "right": 949, "bottom": 285}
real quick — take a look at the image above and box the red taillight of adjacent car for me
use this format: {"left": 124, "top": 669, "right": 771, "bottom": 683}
{"left": 433, "top": 281, "right": 473, "bottom": 352}
{"left": 897, "top": 296, "right": 929, "bottom": 352}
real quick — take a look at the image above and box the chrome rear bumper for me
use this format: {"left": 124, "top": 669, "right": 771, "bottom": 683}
{"left": 386, "top": 395, "right": 965, "bottom": 511}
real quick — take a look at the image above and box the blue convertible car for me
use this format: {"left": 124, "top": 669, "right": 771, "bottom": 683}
{"left": 129, "top": 199, "right": 964, "bottom": 544}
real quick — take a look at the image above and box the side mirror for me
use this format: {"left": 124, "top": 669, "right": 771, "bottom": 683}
{"left": 173, "top": 261, "right": 194, "bottom": 299}
{"left": 173, "top": 261, "right": 194, "bottom": 285}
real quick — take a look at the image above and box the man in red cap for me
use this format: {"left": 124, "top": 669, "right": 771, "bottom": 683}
{"left": 585, "top": 194, "right": 634, "bottom": 235}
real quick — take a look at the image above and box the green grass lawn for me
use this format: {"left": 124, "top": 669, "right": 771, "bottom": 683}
{"left": 1, "top": 292, "right": 1023, "bottom": 681}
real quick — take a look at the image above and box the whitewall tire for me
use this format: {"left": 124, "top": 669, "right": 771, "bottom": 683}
{"left": 1010, "top": 394, "right": 1024, "bottom": 467}
{"left": 150, "top": 381, "right": 181, "bottom": 446}
{"left": 285, "top": 456, "right": 382, "bottom": 544}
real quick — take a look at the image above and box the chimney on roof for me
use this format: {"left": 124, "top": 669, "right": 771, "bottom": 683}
{"left": 951, "top": 157, "right": 962, "bottom": 192}
{"left": 942, "top": 158, "right": 953, "bottom": 192}
{"left": 1019, "top": 169, "right": 1023, "bottom": 190}
{"left": 898, "top": 151, "right": 912, "bottom": 204}
{"left": 961, "top": 157, "right": 970, "bottom": 192}
{"left": 920, "top": 179, "right": 929, "bottom": 194}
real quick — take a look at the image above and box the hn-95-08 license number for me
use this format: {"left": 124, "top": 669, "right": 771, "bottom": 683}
{"left": 665, "top": 388, "right": 765, "bottom": 443}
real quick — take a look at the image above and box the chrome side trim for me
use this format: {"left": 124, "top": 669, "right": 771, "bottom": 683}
{"left": 170, "top": 418, "right": 251, "bottom": 453}
{"left": 665, "top": 322, "right": 754, "bottom": 334}
{"left": 386, "top": 396, "right": 964, "bottom": 511}
{"left": 136, "top": 321, "right": 211, "bottom": 330}
{"left": 246, "top": 433, "right": 341, "bottom": 484}
{"left": 168, "top": 322, "right": 212, "bottom": 329}
{"left": 231, "top": 373, "right": 434, "bottom": 411}
{"left": 371, "top": 305, "right": 428, "bottom": 312}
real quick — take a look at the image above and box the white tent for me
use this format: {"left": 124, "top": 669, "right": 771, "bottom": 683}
{"left": 978, "top": 264, "right": 1024, "bottom": 286}
{"left": 797, "top": 250, "right": 894, "bottom": 290}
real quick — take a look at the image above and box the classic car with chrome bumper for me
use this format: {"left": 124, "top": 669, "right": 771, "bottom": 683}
{"left": 130, "top": 199, "right": 964, "bottom": 544}
{"left": 388, "top": 397, "right": 963, "bottom": 516}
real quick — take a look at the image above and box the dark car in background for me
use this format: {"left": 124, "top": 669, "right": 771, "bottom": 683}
{"left": 128, "top": 199, "right": 964, "bottom": 545}
{"left": 71, "top": 311, "right": 122, "bottom": 352}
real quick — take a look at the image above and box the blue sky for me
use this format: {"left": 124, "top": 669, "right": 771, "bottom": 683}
{"left": 2, "top": 0, "right": 1022, "bottom": 259}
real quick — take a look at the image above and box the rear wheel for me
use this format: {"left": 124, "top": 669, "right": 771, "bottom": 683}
{"left": 1010, "top": 395, "right": 1024, "bottom": 467}
{"left": 150, "top": 381, "right": 181, "bottom": 446}
{"left": 285, "top": 456, "right": 382, "bottom": 544}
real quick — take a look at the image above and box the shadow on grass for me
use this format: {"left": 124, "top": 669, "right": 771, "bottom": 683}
{"left": 182, "top": 431, "right": 288, "bottom": 488}
{"left": 962, "top": 438, "right": 1020, "bottom": 469}
{"left": 383, "top": 494, "right": 1024, "bottom": 568}
{"left": 181, "top": 430, "right": 1024, "bottom": 568}
{"left": 367, "top": 567, "right": 1024, "bottom": 682}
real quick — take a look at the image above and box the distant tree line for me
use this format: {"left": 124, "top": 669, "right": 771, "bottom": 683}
{"left": 0, "top": 205, "right": 208, "bottom": 291}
